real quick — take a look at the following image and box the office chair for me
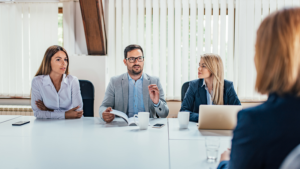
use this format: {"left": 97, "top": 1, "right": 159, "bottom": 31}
{"left": 181, "top": 81, "right": 190, "bottom": 101}
{"left": 79, "top": 80, "right": 94, "bottom": 117}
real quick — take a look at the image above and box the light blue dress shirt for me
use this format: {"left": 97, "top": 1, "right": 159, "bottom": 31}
{"left": 127, "top": 73, "right": 160, "bottom": 117}
{"left": 202, "top": 80, "right": 213, "bottom": 105}
{"left": 128, "top": 74, "right": 145, "bottom": 117}
{"left": 31, "top": 74, "right": 83, "bottom": 119}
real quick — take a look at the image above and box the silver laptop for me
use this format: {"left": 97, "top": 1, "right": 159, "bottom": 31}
{"left": 198, "top": 105, "right": 242, "bottom": 130}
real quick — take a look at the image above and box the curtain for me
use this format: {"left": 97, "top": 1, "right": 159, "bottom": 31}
{"left": 0, "top": 2, "right": 58, "bottom": 98}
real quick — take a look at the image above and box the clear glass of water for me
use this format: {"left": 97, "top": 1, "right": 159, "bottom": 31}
{"left": 205, "top": 137, "right": 220, "bottom": 163}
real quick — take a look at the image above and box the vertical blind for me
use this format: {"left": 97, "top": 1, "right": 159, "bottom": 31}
{"left": 2, "top": 0, "right": 300, "bottom": 101}
{"left": 235, "top": 0, "right": 300, "bottom": 101}
{"left": 106, "top": 0, "right": 235, "bottom": 100}
{"left": 0, "top": 3, "right": 58, "bottom": 98}
{"left": 106, "top": 0, "right": 300, "bottom": 101}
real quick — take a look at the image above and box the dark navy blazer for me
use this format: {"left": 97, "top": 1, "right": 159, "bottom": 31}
{"left": 180, "top": 79, "right": 241, "bottom": 122}
{"left": 217, "top": 93, "right": 300, "bottom": 169}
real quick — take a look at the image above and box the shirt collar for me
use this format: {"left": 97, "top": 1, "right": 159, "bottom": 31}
{"left": 62, "top": 74, "right": 69, "bottom": 85}
{"left": 201, "top": 79, "right": 206, "bottom": 87}
{"left": 202, "top": 79, "right": 213, "bottom": 96}
{"left": 128, "top": 73, "right": 143, "bottom": 81}
{"left": 43, "top": 74, "right": 68, "bottom": 86}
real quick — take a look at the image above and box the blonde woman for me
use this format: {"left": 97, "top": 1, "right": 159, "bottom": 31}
{"left": 218, "top": 8, "right": 300, "bottom": 169}
{"left": 180, "top": 54, "right": 241, "bottom": 122}
{"left": 31, "top": 45, "right": 83, "bottom": 119}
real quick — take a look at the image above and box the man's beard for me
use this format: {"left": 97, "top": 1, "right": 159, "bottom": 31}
{"left": 129, "top": 65, "right": 143, "bottom": 75}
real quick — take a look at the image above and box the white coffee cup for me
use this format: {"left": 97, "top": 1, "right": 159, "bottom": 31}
{"left": 134, "top": 112, "right": 150, "bottom": 130}
{"left": 178, "top": 112, "right": 190, "bottom": 129}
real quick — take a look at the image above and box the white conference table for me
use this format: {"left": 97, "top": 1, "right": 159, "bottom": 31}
{"left": 169, "top": 139, "right": 231, "bottom": 169}
{"left": 0, "top": 116, "right": 233, "bottom": 169}
{"left": 168, "top": 118, "right": 232, "bottom": 169}
{"left": 0, "top": 116, "right": 169, "bottom": 169}
{"left": 0, "top": 115, "right": 21, "bottom": 123}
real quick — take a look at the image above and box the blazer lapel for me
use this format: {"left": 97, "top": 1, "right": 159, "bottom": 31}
{"left": 143, "top": 74, "right": 150, "bottom": 112}
{"left": 199, "top": 79, "right": 207, "bottom": 105}
{"left": 122, "top": 73, "right": 129, "bottom": 114}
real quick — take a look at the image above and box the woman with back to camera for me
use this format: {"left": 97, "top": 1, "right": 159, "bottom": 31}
{"left": 31, "top": 45, "right": 83, "bottom": 119}
{"left": 217, "top": 8, "right": 300, "bottom": 169}
{"left": 180, "top": 53, "right": 241, "bottom": 122}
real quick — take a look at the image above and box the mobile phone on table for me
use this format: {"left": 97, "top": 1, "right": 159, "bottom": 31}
{"left": 152, "top": 123, "right": 165, "bottom": 128}
{"left": 12, "top": 121, "right": 30, "bottom": 126}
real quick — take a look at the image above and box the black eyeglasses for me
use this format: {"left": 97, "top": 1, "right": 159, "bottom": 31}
{"left": 126, "top": 56, "right": 144, "bottom": 63}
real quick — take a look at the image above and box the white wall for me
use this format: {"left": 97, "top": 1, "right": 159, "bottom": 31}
{"left": 74, "top": 2, "right": 88, "bottom": 55}
{"left": 69, "top": 55, "right": 106, "bottom": 117}
{"left": 70, "top": 2, "right": 108, "bottom": 116}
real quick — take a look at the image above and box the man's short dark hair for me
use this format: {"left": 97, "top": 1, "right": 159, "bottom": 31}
{"left": 124, "top": 44, "right": 144, "bottom": 59}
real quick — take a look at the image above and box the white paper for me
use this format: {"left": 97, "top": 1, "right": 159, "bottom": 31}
{"left": 110, "top": 109, "right": 129, "bottom": 124}
{"left": 110, "top": 110, "right": 150, "bottom": 126}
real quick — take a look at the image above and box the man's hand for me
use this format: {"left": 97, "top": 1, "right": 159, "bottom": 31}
{"left": 148, "top": 84, "right": 160, "bottom": 104}
{"left": 220, "top": 148, "right": 231, "bottom": 162}
{"left": 35, "top": 100, "right": 54, "bottom": 112}
{"left": 102, "top": 107, "right": 115, "bottom": 123}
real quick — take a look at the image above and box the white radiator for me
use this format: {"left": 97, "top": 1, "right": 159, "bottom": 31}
{"left": 0, "top": 105, "right": 33, "bottom": 116}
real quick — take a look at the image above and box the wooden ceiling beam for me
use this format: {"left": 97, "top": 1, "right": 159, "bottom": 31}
{"left": 79, "top": 0, "right": 107, "bottom": 55}
{"left": 58, "top": 7, "right": 63, "bottom": 14}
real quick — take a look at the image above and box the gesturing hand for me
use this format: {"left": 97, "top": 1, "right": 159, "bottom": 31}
{"left": 148, "top": 84, "right": 160, "bottom": 105}
{"left": 35, "top": 100, "right": 54, "bottom": 112}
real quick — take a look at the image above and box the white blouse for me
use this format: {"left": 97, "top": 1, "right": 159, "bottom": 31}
{"left": 31, "top": 74, "right": 83, "bottom": 119}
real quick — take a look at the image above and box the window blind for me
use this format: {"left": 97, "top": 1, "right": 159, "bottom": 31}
{"left": 0, "top": 2, "right": 58, "bottom": 98}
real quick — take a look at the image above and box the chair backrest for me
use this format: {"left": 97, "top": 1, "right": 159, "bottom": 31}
{"left": 181, "top": 81, "right": 190, "bottom": 101}
{"left": 280, "top": 144, "right": 300, "bottom": 169}
{"left": 79, "top": 80, "right": 94, "bottom": 117}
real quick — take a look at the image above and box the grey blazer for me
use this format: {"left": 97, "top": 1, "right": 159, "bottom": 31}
{"left": 99, "top": 73, "right": 169, "bottom": 119}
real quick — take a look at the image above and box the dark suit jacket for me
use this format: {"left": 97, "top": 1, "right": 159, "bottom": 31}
{"left": 180, "top": 79, "right": 241, "bottom": 122}
{"left": 217, "top": 93, "right": 300, "bottom": 169}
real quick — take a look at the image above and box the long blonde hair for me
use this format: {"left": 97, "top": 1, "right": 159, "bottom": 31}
{"left": 255, "top": 8, "right": 300, "bottom": 95}
{"left": 200, "top": 54, "right": 224, "bottom": 105}
{"left": 35, "top": 45, "right": 69, "bottom": 77}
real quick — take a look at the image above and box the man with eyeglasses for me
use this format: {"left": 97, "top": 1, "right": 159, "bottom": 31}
{"left": 99, "top": 44, "right": 169, "bottom": 123}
